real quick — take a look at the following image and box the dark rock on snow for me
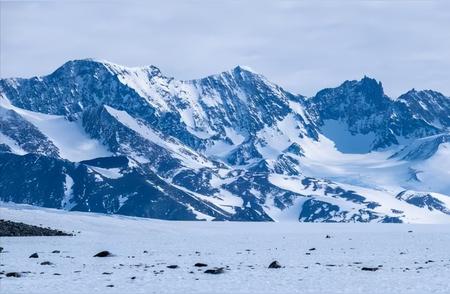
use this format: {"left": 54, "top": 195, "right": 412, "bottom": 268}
{"left": 204, "top": 267, "right": 225, "bottom": 274}
{"left": 29, "top": 253, "right": 39, "bottom": 258}
{"left": 361, "top": 267, "right": 379, "bottom": 271}
{"left": 268, "top": 261, "right": 282, "bottom": 269}
{"left": 0, "top": 219, "right": 71, "bottom": 237}
{"left": 194, "top": 262, "right": 208, "bottom": 267}
{"left": 40, "top": 261, "right": 53, "bottom": 265}
{"left": 93, "top": 251, "right": 113, "bottom": 257}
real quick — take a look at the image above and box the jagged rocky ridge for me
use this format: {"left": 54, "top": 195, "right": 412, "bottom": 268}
{"left": 0, "top": 59, "right": 449, "bottom": 222}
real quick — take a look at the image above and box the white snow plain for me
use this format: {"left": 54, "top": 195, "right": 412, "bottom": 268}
{"left": 1, "top": 204, "right": 450, "bottom": 294}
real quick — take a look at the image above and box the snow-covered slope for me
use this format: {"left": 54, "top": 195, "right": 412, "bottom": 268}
{"left": 0, "top": 59, "right": 449, "bottom": 223}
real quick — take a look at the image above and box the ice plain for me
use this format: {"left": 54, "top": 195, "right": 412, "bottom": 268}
{"left": 1, "top": 204, "right": 450, "bottom": 294}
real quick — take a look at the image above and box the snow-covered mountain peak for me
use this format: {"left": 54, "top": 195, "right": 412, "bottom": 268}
{"left": 1, "top": 60, "right": 449, "bottom": 223}
{"left": 231, "top": 65, "right": 260, "bottom": 76}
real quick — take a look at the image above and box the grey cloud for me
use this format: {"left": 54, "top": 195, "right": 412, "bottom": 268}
{"left": 1, "top": 0, "right": 449, "bottom": 98}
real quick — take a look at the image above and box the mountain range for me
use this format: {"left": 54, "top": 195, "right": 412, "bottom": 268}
{"left": 1, "top": 59, "right": 449, "bottom": 222}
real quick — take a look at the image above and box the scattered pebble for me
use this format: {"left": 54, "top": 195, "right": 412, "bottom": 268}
{"left": 194, "top": 263, "right": 208, "bottom": 267}
{"left": 40, "top": 261, "right": 53, "bottom": 265}
{"left": 204, "top": 267, "right": 225, "bottom": 274}
{"left": 361, "top": 267, "right": 379, "bottom": 271}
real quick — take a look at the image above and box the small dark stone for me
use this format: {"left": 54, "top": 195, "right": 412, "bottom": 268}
{"left": 325, "top": 235, "right": 331, "bottom": 239}
{"left": 408, "top": 230, "right": 413, "bottom": 233}
{"left": 106, "top": 284, "right": 114, "bottom": 288}
{"left": 361, "top": 267, "right": 379, "bottom": 271}
{"left": 131, "top": 276, "right": 136, "bottom": 280}
{"left": 0, "top": 247, "right": 3, "bottom": 253}
{"left": 40, "top": 261, "right": 53, "bottom": 265}
{"left": 167, "top": 265, "right": 178, "bottom": 269}
{"left": 53, "top": 273, "right": 61, "bottom": 275}
{"left": 52, "top": 250, "right": 60, "bottom": 254}
{"left": 194, "top": 263, "right": 208, "bottom": 267}
{"left": 6, "top": 272, "right": 21, "bottom": 278}
{"left": 204, "top": 267, "right": 225, "bottom": 274}
{"left": 29, "top": 253, "right": 39, "bottom": 258}
{"left": 268, "top": 261, "right": 282, "bottom": 269}
{"left": 93, "top": 251, "right": 112, "bottom": 257}
{"left": 143, "top": 250, "right": 148, "bottom": 254}
{"left": 308, "top": 248, "right": 316, "bottom": 251}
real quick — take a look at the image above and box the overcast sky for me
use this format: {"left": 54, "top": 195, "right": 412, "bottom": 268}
{"left": 1, "top": 0, "right": 449, "bottom": 97}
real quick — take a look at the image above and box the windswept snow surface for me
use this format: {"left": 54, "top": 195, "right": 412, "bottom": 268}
{"left": 1, "top": 204, "right": 450, "bottom": 294}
